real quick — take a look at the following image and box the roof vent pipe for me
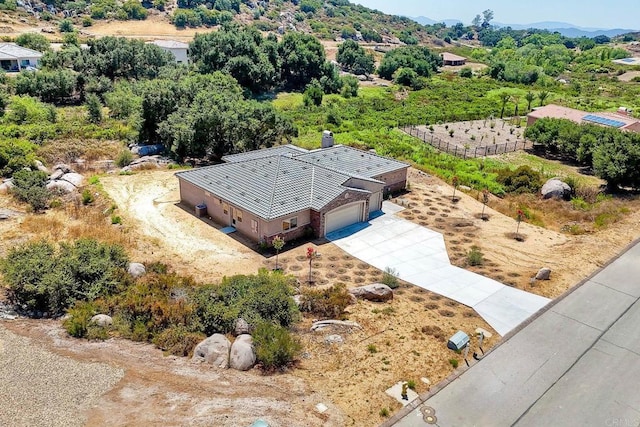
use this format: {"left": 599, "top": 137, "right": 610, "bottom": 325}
{"left": 321, "top": 130, "right": 334, "bottom": 149}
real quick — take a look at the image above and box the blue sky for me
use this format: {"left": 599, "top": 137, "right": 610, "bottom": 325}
{"left": 353, "top": 0, "right": 639, "bottom": 30}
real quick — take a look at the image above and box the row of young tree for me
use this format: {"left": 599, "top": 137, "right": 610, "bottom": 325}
{"left": 524, "top": 118, "right": 640, "bottom": 189}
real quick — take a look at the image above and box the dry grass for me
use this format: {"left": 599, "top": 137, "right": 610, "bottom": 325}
{"left": 37, "top": 140, "right": 122, "bottom": 166}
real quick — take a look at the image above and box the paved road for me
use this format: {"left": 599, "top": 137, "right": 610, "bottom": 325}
{"left": 392, "top": 240, "right": 640, "bottom": 427}
{"left": 328, "top": 202, "right": 550, "bottom": 336}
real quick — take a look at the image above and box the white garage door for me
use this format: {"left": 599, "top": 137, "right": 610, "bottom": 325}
{"left": 325, "top": 202, "right": 364, "bottom": 235}
{"left": 369, "top": 192, "right": 382, "bottom": 214}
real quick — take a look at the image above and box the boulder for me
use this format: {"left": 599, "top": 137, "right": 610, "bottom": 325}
{"left": 53, "top": 163, "right": 72, "bottom": 174}
{"left": 311, "top": 320, "right": 361, "bottom": 332}
{"left": 535, "top": 267, "right": 552, "bottom": 281}
{"left": 349, "top": 283, "right": 394, "bottom": 302}
{"left": 292, "top": 294, "right": 302, "bottom": 307}
{"left": 50, "top": 169, "right": 65, "bottom": 181}
{"left": 229, "top": 334, "right": 256, "bottom": 371}
{"left": 234, "top": 318, "right": 250, "bottom": 336}
{"left": 127, "top": 262, "right": 146, "bottom": 278}
{"left": 46, "top": 180, "right": 76, "bottom": 194}
{"left": 90, "top": 314, "right": 113, "bottom": 327}
{"left": 0, "top": 180, "right": 13, "bottom": 194}
{"left": 192, "top": 334, "right": 231, "bottom": 368}
{"left": 324, "top": 334, "right": 344, "bottom": 345}
{"left": 60, "top": 172, "right": 84, "bottom": 187}
{"left": 34, "top": 160, "right": 49, "bottom": 174}
{"left": 541, "top": 179, "right": 571, "bottom": 200}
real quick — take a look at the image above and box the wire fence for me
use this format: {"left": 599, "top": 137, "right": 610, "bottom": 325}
{"left": 401, "top": 125, "right": 533, "bottom": 159}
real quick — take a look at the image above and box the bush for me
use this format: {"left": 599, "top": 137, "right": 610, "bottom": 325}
{"left": 303, "top": 81, "right": 323, "bottom": 107}
{"left": 459, "top": 67, "right": 473, "bottom": 78}
{"left": 466, "top": 246, "right": 484, "bottom": 266}
{"left": 85, "top": 93, "right": 103, "bottom": 124}
{"left": 367, "top": 343, "right": 378, "bottom": 353}
{"left": 379, "top": 407, "right": 390, "bottom": 417}
{"left": 59, "top": 19, "right": 74, "bottom": 33}
{"left": 1, "top": 238, "right": 129, "bottom": 315}
{"left": 115, "top": 149, "right": 134, "bottom": 167}
{"left": 300, "top": 284, "right": 351, "bottom": 318}
{"left": 381, "top": 267, "right": 400, "bottom": 289}
{"left": 152, "top": 325, "right": 205, "bottom": 356}
{"left": 449, "top": 358, "right": 459, "bottom": 368}
{"left": 253, "top": 322, "right": 301, "bottom": 370}
{"left": 192, "top": 269, "right": 298, "bottom": 336}
{"left": 63, "top": 301, "right": 99, "bottom": 338}
{"left": 496, "top": 165, "right": 542, "bottom": 194}
{"left": 82, "top": 189, "right": 95, "bottom": 205}
{"left": 11, "top": 169, "right": 49, "bottom": 212}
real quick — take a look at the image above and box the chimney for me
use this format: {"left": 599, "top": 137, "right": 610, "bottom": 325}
{"left": 321, "top": 130, "right": 334, "bottom": 149}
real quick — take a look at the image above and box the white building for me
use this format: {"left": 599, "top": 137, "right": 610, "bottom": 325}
{"left": 150, "top": 40, "right": 189, "bottom": 64}
{"left": 0, "top": 43, "right": 43, "bottom": 72}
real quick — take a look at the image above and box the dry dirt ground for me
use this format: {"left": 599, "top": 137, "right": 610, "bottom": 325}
{"left": 618, "top": 71, "right": 640, "bottom": 82}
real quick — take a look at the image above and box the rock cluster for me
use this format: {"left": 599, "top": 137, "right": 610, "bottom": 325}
{"left": 349, "top": 283, "right": 394, "bottom": 302}
{"left": 541, "top": 178, "right": 571, "bottom": 200}
{"left": 192, "top": 324, "right": 257, "bottom": 371}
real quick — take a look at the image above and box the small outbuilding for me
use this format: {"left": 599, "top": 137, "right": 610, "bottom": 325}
{"left": 441, "top": 52, "right": 467, "bottom": 66}
{"left": 0, "top": 43, "right": 43, "bottom": 72}
{"left": 149, "top": 40, "right": 189, "bottom": 64}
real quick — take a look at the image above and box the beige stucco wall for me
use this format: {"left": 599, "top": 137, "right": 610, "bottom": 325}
{"left": 262, "top": 209, "right": 311, "bottom": 238}
{"left": 374, "top": 167, "right": 409, "bottom": 194}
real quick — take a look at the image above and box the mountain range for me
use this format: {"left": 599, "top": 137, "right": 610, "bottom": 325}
{"left": 411, "top": 16, "right": 637, "bottom": 38}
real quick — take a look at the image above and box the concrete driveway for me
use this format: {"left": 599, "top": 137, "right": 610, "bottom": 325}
{"left": 328, "top": 202, "right": 550, "bottom": 336}
{"left": 391, "top": 239, "right": 640, "bottom": 427}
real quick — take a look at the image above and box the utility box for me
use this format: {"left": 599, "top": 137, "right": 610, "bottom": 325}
{"left": 195, "top": 204, "right": 207, "bottom": 218}
{"left": 321, "top": 130, "right": 334, "bottom": 148}
{"left": 447, "top": 330, "right": 470, "bottom": 351}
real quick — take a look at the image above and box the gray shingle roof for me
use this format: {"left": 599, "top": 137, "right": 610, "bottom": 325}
{"left": 176, "top": 156, "right": 370, "bottom": 220}
{"left": 222, "top": 144, "right": 309, "bottom": 163}
{"left": 294, "top": 145, "right": 408, "bottom": 179}
{"left": 0, "top": 43, "right": 43, "bottom": 60}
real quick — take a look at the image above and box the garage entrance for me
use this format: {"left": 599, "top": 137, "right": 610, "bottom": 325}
{"left": 324, "top": 202, "right": 364, "bottom": 235}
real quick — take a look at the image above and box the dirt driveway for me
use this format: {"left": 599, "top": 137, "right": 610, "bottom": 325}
{"left": 100, "top": 170, "right": 261, "bottom": 281}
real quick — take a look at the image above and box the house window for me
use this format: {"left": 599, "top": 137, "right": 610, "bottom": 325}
{"left": 283, "top": 217, "right": 298, "bottom": 231}
{"left": 236, "top": 210, "right": 243, "bottom": 223}
{"left": 222, "top": 202, "right": 229, "bottom": 215}
{"left": 251, "top": 220, "right": 258, "bottom": 233}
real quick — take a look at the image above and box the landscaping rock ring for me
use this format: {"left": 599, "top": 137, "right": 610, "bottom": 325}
{"left": 423, "top": 414, "right": 437, "bottom": 424}
{"left": 421, "top": 406, "right": 435, "bottom": 416}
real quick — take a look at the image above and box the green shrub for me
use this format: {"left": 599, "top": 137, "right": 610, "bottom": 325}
{"left": 449, "top": 358, "right": 459, "bottom": 368}
{"left": 381, "top": 267, "right": 400, "bottom": 289}
{"left": 192, "top": 269, "right": 298, "bottom": 336}
{"left": 407, "top": 379, "right": 416, "bottom": 390}
{"left": 379, "top": 407, "right": 390, "bottom": 417}
{"left": 82, "top": 189, "right": 95, "bottom": 205}
{"left": 300, "top": 284, "right": 351, "bottom": 319}
{"left": 115, "top": 149, "right": 133, "bottom": 167}
{"left": 496, "top": 165, "right": 542, "bottom": 194}
{"left": 253, "top": 322, "right": 301, "bottom": 370}
{"left": 59, "top": 19, "right": 74, "bottom": 33}
{"left": 466, "top": 246, "right": 484, "bottom": 266}
{"left": 110, "top": 215, "right": 122, "bottom": 225}
{"left": 11, "top": 169, "right": 49, "bottom": 211}
{"left": 1, "top": 238, "right": 128, "bottom": 315}
{"left": 63, "top": 301, "right": 99, "bottom": 338}
{"left": 367, "top": 343, "right": 378, "bottom": 354}
{"left": 145, "top": 261, "right": 169, "bottom": 274}
{"left": 86, "top": 324, "right": 110, "bottom": 340}
{"left": 152, "top": 325, "right": 205, "bottom": 356}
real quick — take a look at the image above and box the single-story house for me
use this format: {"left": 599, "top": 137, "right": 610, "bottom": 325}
{"left": 0, "top": 43, "right": 43, "bottom": 72}
{"left": 177, "top": 135, "right": 409, "bottom": 243}
{"left": 441, "top": 52, "right": 467, "bottom": 66}
{"left": 527, "top": 104, "right": 640, "bottom": 133}
{"left": 149, "top": 40, "right": 189, "bottom": 64}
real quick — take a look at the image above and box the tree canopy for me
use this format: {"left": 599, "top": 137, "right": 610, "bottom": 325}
{"left": 377, "top": 46, "right": 442, "bottom": 80}
{"left": 336, "top": 39, "right": 374, "bottom": 76}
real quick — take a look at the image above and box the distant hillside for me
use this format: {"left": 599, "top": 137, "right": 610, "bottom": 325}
{"left": 412, "top": 16, "right": 462, "bottom": 27}
{"left": 491, "top": 21, "right": 636, "bottom": 38}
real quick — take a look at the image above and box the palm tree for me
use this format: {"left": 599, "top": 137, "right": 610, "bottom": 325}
{"left": 525, "top": 91, "right": 535, "bottom": 111}
{"left": 538, "top": 90, "right": 549, "bottom": 106}
{"left": 499, "top": 93, "right": 511, "bottom": 119}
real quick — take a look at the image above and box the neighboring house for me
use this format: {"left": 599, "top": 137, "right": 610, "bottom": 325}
{"left": 150, "top": 40, "right": 189, "bottom": 64}
{"left": 0, "top": 43, "right": 43, "bottom": 72}
{"left": 176, "top": 133, "right": 409, "bottom": 243}
{"left": 527, "top": 104, "right": 640, "bottom": 133}
{"left": 441, "top": 52, "right": 467, "bottom": 66}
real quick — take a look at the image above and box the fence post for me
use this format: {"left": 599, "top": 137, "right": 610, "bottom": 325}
{"left": 454, "top": 146, "right": 457, "bottom": 156}
{"left": 464, "top": 148, "right": 467, "bottom": 159}
{"left": 474, "top": 146, "right": 478, "bottom": 158}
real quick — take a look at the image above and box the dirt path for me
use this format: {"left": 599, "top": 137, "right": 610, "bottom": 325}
{"left": 100, "top": 170, "right": 261, "bottom": 281}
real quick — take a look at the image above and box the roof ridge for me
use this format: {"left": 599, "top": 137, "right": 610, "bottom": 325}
{"left": 309, "top": 166, "right": 315, "bottom": 207}
{"left": 266, "top": 155, "right": 282, "bottom": 219}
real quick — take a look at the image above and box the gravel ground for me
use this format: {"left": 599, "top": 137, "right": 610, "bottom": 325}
{"left": 0, "top": 324, "right": 124, "bottom": 427}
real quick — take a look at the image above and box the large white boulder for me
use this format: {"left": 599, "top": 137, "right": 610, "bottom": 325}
{"left": 46, "top": 180, "right": 76, "bottom": 194}
{"left": 349, "top": 283, "right": 394, "bottom": 302}
{"left": 229, "top": 334, "right": 256, "bottom": 371}
{"left": 90, "top": 314, "right": 113, "bottom": 327}
{"left": 127, "top": 262, "right": 146, "bottom": 278}
{"left": 192, "top": 334, "right": 231, "bottom": 368}
{"left": 541, "top": 179, "right": 571, "bottom": 200}
{"left": 60, "top": 172, "right": 84, "bottom": 187}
